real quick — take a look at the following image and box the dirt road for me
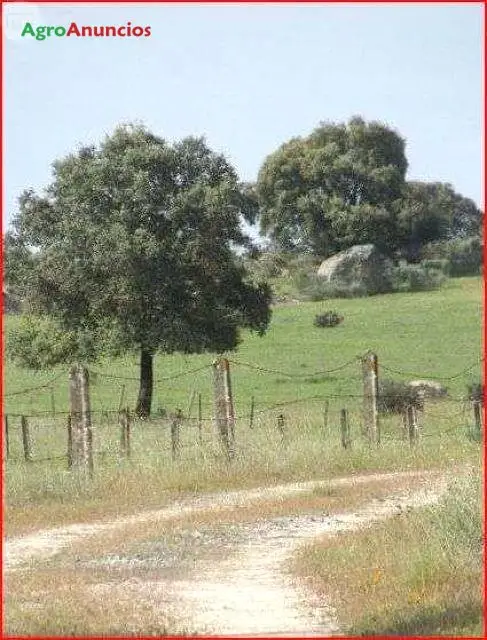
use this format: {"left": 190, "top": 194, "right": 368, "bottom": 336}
{"left": 4, "top": 469, "right": 454, "bottom": 635}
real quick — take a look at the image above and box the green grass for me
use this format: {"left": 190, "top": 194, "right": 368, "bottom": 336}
{"left": 292, "top": 469, "right": 483, "bottom": 636}
{"left": 4, "top": 276, "right": 482, "bottom": 417}
{"left": 4, "top": 277, "right": 482, "bottom": 534}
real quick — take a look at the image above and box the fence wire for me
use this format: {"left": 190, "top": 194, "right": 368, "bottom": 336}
{"left": 4, "top": 354, "right": 483, "bottom": 467}
{"left": 4, "top": 397, "right": 481, "bottom": 466}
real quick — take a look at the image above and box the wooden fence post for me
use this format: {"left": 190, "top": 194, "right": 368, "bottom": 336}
{"left": 222, "top": 358, "right": 236, "bottom": 457}
{"left": 67, "top": 413, "right": 73, "bottom": 468}
{"left": 277, "top": 413, "right": 286, "bottom": 443}
{"left": 171, "top": 409, "right": 182, "bottom": 460}
{"left": 213, "top": 359, "right": 231, "bottom": 460}
{"left": 401, "top": 411, "right": 408, "bottom": 440}
{"left": 198, "top": 393, "right": 203, "bottom": 446}
{"left": 21, "top": 415, "right": 32, "bottom": 462}
{"left": 118, "top": 385, "right": 126, "bottom": 413}
{"left": 125, "top": 409, "right": 131, "bottom": 458}
{"left": 362, "top": 352, "right": 380, "bottom": 445}
{"left": 340, "top": 408, "right": 351, "bottom": 449}
{"left": 4, "top": 415, "right": 9, "bottom": 460}
{"left": 187, "top": 388, "right": 196, "bottom": 420}
{"left": 407, "top": 405, "right": 419, "bottom": 445}
{"left": 69, "top": 364, "right": 94, "bottom": 477}
{"left": 249, "top": 396, "right": 255, "bottom": 429}
{"left": 119, "top": 409, "right": 131, "bottom": 458}
{"left": 473, "top": 400, "right": 482, "bottom": 437}
{"left": 119, "top": 410, "right": 125, "bottom": 457}
{"left": 50, "top": 388, "right": 56, "bottom": 417}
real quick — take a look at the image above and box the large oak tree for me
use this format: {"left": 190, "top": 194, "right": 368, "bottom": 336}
{"left": 256, "top": 116, "right": 408, "bottom": 257}
{"left": 255, "top": 116, "right": 482, "bottom": 260}
{"left": 8, "top": 124, "right": 271, "bottom": 416}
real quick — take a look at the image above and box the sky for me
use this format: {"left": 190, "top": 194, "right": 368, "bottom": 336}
{"left": 3, "top": 2, "right": 484, "bottom": 238}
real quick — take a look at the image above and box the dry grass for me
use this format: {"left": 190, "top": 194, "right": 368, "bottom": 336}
{"left": 6, "top": 408, "right": 479, "bottom": 537}
{"left": 4, "top": 566, "right": 188, "bottom": 636}
{"left": 5, "top": 470, "right": 449, "bottom": 636}
{"left": 291, "top": 469, "right": 483, "bottom": 636}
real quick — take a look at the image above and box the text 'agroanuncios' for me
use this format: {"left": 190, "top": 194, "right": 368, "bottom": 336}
{"left": 21, "top": 21, "right": 152, "bottom": 41}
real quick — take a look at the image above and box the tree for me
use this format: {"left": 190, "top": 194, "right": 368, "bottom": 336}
{"left": 396, "top": 181, "right": 482, "bottom": 261}
{"left": 3, "top": 231, "right": 37, "bottom": 310}
{"left": 256, "top": 116, "right": 408, "bottom": 257}
{"left": 8, "top": 124, "right": 272, "bottom": 416}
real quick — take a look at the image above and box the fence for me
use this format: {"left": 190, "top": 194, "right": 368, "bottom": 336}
{"left": 3, "top": 353, "right": 483, "bottom": 471}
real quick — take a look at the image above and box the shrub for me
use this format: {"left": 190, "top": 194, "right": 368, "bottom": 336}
{"left": 286, "top": 253, "right": 321, "bottom": 272}
{"left": 391, "top": 264, "right": 446, "bottom": 293}
{"left": 378, "top": 378, "right": 424, "bottom": 414}
{"left": 294, "top": 272, "right": 368, "bottom": 301}
{"left": 4, "top": 288, "right": 23, "bottom": 314}
{"left": 154, "top": 406, "right": 168, "bottom": 418}
{"left": 421, "top": 236, "right": 482, "bottom": 277}
{"left": 420, "top": 258, "right": 451, "bottom": 275}
{"left": 242, "top": 251, "right": 290, "bottom": 281}
{"left": 313, "top": 311, "right": 344, "bottom": 328}
{"left": 447, "top": 237, "right": 482, "bottom": 277}
{"left": 256, "top": 252, "right": 288, "bottom": 278}
{"left": 6, "top": 315, "right": 80, "bottom": 369}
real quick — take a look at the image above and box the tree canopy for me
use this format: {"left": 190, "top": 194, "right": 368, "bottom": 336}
{"left": 255, "top": 116, "right": 482, "bottom": 259}
{"left": 8, "top": 124, "right": 271, "bottom": 416}
{"left": 396, "top": 181, "right": 482, "bottom": 261}
{"left": 256, "top": 116, "right": 408, "bottom": 257}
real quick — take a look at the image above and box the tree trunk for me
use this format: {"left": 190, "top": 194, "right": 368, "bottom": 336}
{"left": 135, "top": 349, "right": 153, "bottom": 418}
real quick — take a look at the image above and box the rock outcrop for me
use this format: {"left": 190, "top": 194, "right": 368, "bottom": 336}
{"left": 317, "top": 244, "right": 392, "bottom": 294}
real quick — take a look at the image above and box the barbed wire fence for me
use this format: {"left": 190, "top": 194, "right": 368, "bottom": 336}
{"left": 3, "top": 353, "right": 484, "bottom": 470}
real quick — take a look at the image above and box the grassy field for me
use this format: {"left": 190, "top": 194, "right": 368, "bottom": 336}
{"left": 4, "top": 276, "right": 482, "bottom": 414}
{"left": 4, "top": 276, "right": 482, "bottom": 535}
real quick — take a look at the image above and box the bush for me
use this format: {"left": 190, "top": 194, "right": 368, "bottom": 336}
{"left": 420, "top": 258, "right": 451, "bottom": 275}
{"left": 6, "top": 315, "right": 80, "bottom": 369}
{"left": 378, "top": 378, "right": 424, "bottom": 414}
{"left": 294, "top": 272, "right": 368, "bottom": 301}
{"left": 154, "top": 406, "right": 168, "bottom": 418}
{"left": 421, "top": 237, "right": 482, "bottom": 277}
{"left": 256, "top": 252, "right": 288, "bottom": 278}
{"left": 447, "top": 237, "right": 482, "bottom": 277}
{"left": 391, "top": 264, "right": 446, "bottom": 293}
{"left": 313, "top": 311, "right": 344, "bottom": 328}
{"left": 286, "top": 253, "right": 321, "bottom": 272}
{"left": 242, "top": 251, "right": 290, "bottom": 281}
{"left": 4, "top": 288, "right": 23, "bottom": 314}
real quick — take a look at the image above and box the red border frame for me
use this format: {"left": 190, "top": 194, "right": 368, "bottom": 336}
{"left": 1, "top": 2, "right": 485, "bottom": 640}
{"left": 482, "top": 2, "right": 486, "bottom": 638}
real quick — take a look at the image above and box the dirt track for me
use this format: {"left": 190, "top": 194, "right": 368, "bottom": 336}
{"left": 4, "top": 469, "right": 453, "bottom": 635}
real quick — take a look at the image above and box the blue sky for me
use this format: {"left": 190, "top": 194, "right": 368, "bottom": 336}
{"left": 3, "top": 2, "right": 484, "bottom": 236}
